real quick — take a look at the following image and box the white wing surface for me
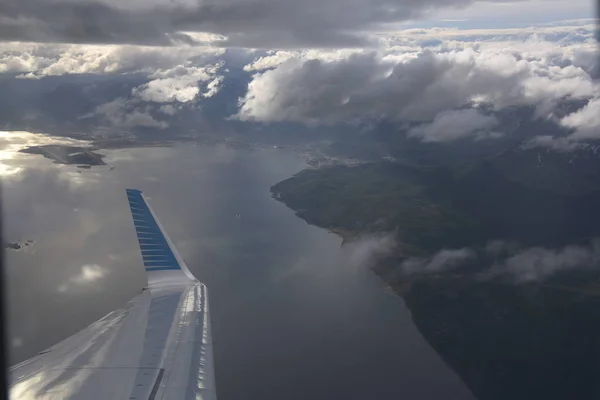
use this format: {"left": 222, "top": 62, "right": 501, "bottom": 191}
{"left": 9, "top": 189, "right": 217, "bottom": 400}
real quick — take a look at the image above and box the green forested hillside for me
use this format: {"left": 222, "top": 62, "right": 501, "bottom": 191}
{"left": 271, "top": 148, "right": 600, "bottom": 400}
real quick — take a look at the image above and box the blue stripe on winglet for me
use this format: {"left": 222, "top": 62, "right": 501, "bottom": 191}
{"left": 126, "top": 189, "right": 181, "bottom": 271}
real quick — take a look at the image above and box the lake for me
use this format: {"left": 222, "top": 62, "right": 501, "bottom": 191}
{"left": 4, "top": 141, "right": 474, "bottom": 400}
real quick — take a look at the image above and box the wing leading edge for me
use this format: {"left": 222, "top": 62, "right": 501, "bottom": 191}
{"left": 9, "top": 190, "right": 217, "bottom": 400}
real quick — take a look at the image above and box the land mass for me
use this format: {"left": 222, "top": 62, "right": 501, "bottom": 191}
{"left": 19, "top": 139, "right": 175, "bottom": 167}
{"left": 5, "top": 240, "right": 34, "bottom": 251}
{"left": 271, "top": 146, "right": 600, "bottom": 400}
{"left": 20, "top": 145, "right": 106, "bottom": 166}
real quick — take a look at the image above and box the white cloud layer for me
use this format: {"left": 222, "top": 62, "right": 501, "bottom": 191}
{"left": 132, "top": 64, "right": 223, "bottom": 103}
{"left": 0, "top": 21, "right": 597, "bottom": 144}
{"left": 560, "top": 98, "right": 600, "bottom": 140}
{"left": 0, "top": 42, "right": 223, "bottom": 77}
{"left": 237, "top": 23, "right": 598, "bottom": 135}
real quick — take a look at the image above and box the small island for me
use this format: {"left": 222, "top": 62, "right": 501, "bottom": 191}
{"left": 20, "top": 145, "right": 106, "bottom": 166}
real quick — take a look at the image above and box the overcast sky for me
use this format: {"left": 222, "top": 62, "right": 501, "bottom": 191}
{"left": 0, "top": 0, "right": 593, "bottom": 46}
{"left": 0, "top": 0, "right": 597, "bottom": 148}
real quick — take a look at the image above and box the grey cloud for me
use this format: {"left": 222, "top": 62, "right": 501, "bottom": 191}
{"left": 122, "top": 109, "right": 168, "bottom": 129}
{"left": 214, "top": 29, "right": 377, "bottom": 50}
{"left": 0, "top": 42, "right": 224, "bottom": 77}
{"left": 86, "top": 64, "right": 225, "bottom": 129}
{"left": 381, "top": 23, "right": 597, "bottom": 49}
{"left": 524, "top": 135, "right": 587, "bottom": 152}
{"left": 402, "top": 248, "right": 474, "bottom": 274}
{"left": 401, "top": 240, "right": 600, "bottom": 282}
{"left": 489, "top": 240, "right": 600, "bottom": 282}
{"left": 381, "top": 24, "right": 598, "bottom": 82}
{"left": 0, "top": 0, "right": 182, "bottom": 46}
{"left": 525, "top": 98, "right": 600, "bottom": 150}
{"left": 0, "top": 0, "right": 525, "bottom": 48}
{"left": 560, "top": 98, "right": 600, "bottom": 140}
{"left": 237, "top": 45, "right": 596, "bottom": 125}
{"left": 484, "top": 239, "right": 519, "bottom": 256}
{"left": 158, "top": 104, "right": 179, "bottom": 115}
{"left": 408, "top": 109, "right": 499, "bottom": 142}
{"left": 0, "top": 23, "right": 596, "bottom": 145}
{"left": 243, "top": 51, "right": 297, "bottom": 71}
{"left": 89, "top": 98, "right": 168, "bottom": 129}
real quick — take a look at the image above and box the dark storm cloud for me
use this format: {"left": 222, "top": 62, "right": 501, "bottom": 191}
{"left": 0, "top": 0, "right": 182, "bottom": 45}
{"left": 0, "top": 0, "right": 524, "bottom": 47}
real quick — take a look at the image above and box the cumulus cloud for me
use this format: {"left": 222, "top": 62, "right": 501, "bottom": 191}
{"left": 408, "top": 109, "right": 499, "bottom": 142}
{"left": 0, "top": 42, "right": 223, "bottom": 77}
{"left": 132, "top": 64, "right": 223, "bottom": 103}
{"left": 381, "top": 23, "right": 598, "bottom": 48}
{"left": 237, "top": 35, "right": 598, "bottom": 129}
{"left": 0, "top": 20, "right": 597, "bottom": 147}
{"left": 526, "top": 97, "right": 600, "bottom": 150}
{"left": 243, "top": 51, "right": 297, "bottom": 72}
{"left": 402, "top": 248, "right": 475, "bottom": 274}
{"left": 560, "top": 98, "right": 600, "bottom": 139}
{"left": 0, "top": 49, "right": 226, "bottom": 128}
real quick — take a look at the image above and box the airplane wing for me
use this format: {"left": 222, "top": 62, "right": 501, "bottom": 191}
{"left": 9, "top": 189, "right": 217, "bottom": 400}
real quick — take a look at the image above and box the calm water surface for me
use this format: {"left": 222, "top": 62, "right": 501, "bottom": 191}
{"left": 5, "top": 143, "right": 474, "bottom": 400}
